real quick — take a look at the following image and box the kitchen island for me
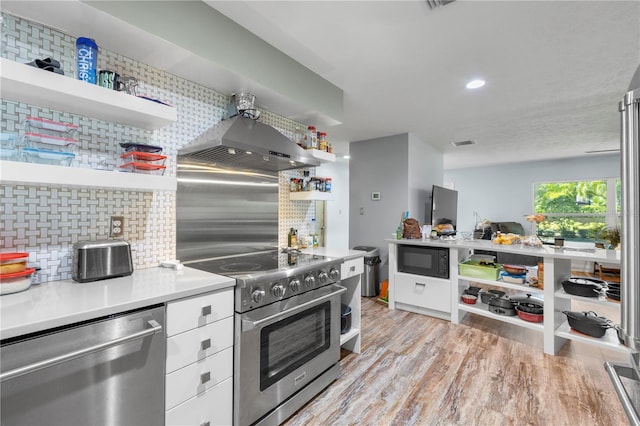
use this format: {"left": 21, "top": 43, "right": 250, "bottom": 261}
{"left": 387, "top": 238, "right": 623, "bottom": 355}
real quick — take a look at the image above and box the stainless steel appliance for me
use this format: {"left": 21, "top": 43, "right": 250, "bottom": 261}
{"left": 185, "top": 250, "right": 345, "bottom": 426}
{"left": 72, "top": 239, "right": 134, "bottom": 282}
{"left": 605, "top": 64, "right": 640, "bottom": 425}
{"left": 397, "top": 244, "right": 449, "bottom": 279}
{"left": 0, "top": 305, "right": 166, "bottom": 426}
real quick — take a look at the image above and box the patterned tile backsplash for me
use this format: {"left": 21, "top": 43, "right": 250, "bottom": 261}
{"left": 0, "top": 13, "right": 317, "bottom": 283}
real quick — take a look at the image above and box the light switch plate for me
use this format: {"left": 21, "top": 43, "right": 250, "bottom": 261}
{"left": 110, "top": 216, "right": 125, "bottom": 238}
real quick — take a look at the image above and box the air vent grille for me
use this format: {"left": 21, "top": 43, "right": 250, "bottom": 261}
{"left": 426, "top": 0, "right": 456, "bottom": 9}
{"left": 451, "top": 140, "right": 476, "bottom": 147}
{"left": 179, "top": 146, "right": 295, "bottom": 173}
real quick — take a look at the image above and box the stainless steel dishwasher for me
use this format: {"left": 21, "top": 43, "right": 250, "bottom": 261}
{"left": 0, "top": 305, "right": 166, "bottom": 426}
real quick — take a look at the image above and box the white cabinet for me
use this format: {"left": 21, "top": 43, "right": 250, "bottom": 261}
{"left": 164, "top": 288, "right": 234, "bottom": 425}
{"left": 340, "top": 256, "right": 363, "bottom": 354}
{"left": 0, "top": 58, "right": 178, "bottom": 192}
{"left": 393, "top": 272, "right": 451, "bottom": 320}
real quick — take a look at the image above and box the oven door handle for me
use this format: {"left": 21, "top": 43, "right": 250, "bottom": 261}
{"left": 243, "top": 285, "right": 347, "bottom": 330}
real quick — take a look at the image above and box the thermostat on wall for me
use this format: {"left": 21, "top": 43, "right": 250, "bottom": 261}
{"left": 371, "top": 192, "right": 381, "bottom": 201}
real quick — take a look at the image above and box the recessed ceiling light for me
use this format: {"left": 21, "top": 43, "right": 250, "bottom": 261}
{"left": 466, "top": 79, "right": 485, "bottom": 89}
{"left": 343, "top": 155, "right": 351, "bottom": 160}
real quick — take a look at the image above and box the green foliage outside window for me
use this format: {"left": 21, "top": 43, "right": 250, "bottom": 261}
{"left": 533, "top": 180, "right": 611, "bottom": 242}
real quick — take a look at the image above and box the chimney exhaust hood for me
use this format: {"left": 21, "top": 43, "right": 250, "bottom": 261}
{"left": 179, "top": 94, "right": 320, "bottom": 172}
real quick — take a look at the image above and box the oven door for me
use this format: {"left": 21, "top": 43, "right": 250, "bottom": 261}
{"left": 234, "top": 284, "right": 346, "bottom": 426}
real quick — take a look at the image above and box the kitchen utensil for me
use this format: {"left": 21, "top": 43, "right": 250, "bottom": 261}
{"left": 563, "top": 311, "right": 612, "bottom": 338}
{"left": 502, "top": 264, "right": 527, "bottom": 275}
{"left": 341, "top": 304, "right": 352, "bottom": 334}
{"left": 119, "top": 142, "right": 163, "bottom": 153}
{"left": 461, "top": 294, "right": 477, "bottom": 304}
{"left": 488, "top": 303, "right": 517, "bottom": 316}
{"left": 479, "top": 291, "right": 496, "bottom": 304}
{"left": 488, "top": 289, "right": 506, "bottom": 297}
{"left": 606, "top": 289, "right": 621, "bottom": 301}
{"left": 561, "top": 277, "right": 604, "bottom": 297}
{"left": 488, "top": 295, "right": 517, "bottom": 315}
{"left": 0, "top": 268, "right": 35, "bottom": 295}
{"left": 464, "top": 286, "right": 481, "bottom": 296}
{"left": 0, "top": 252, "right": 29, "bottom": 275}
{"left": 515, "top": 305, "right": 544, "bottom": 322}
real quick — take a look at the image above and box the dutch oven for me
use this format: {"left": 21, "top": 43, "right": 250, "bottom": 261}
{"left": 479, "top": 291, "right": 497, "bottom": 304}
{"left": 563, "top": 311, "right": 612, "bottom": 338}
{"left": 561, "top": 277, "right": 606, "bottom": 298}
{"left": 488, "top": 295, "right": 517, "bottom": 316}
{"left": 606, "top": 288, "right": 621, "bottom": 301}
{"left": 464, "top": 286, "right": 481, "bottom": 296}
{"left": 512, "top": 293, "right": 544, "bottom": 322}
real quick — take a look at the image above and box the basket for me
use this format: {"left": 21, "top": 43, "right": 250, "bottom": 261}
{"left": 458, "top": 260, "right": 502, "bottom": 281}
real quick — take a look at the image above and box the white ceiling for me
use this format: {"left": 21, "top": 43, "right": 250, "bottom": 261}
{"left": 208, "top": 0, "right": 640, "bottom": 169}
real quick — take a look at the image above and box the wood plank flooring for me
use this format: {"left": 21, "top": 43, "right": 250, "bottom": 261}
{"left": 282, "top": 297, "right": 630, "bottom": 426}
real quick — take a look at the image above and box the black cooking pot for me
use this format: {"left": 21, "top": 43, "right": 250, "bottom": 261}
{"left": 479, "top": 291, "right": 497, "bottom": 304}
{"left": 561, "top": 277, "right": 604, "bottom": 298}
{"left": 488, "top": 289, "right": 506, "bottom": 298}
{"left": 488, "top": 296, "right": 517, "bottom": 316}
{"left": 465, "top": 286, "right": 481, "bottom": 296}
{"left": 563, "top": 311, "right": 612, "bottom": 338}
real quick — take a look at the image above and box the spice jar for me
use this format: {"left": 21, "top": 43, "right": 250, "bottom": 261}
{"left": 305, "top": 126, "right": 317, "bottom": 149}
{"left": 318, "top": 132, "right": 327, "bottom": 151}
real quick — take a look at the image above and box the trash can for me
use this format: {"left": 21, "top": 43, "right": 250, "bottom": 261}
{"left": 352, "top": 246, "right": 381, "bottom": 297}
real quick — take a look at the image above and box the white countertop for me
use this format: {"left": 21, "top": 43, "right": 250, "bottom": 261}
{"left": 386, "top": 238, "right": 621, "bottom": 264}
{"left": 0, "top": 267, "right": 235, "bottom": 340}
{"left": 301, "top": 247, "right": 367, "bottom": 260}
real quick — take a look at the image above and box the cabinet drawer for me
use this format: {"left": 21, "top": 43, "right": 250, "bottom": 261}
{"left": 166, "top": 288, "right": 233, "bottom": 337}
{"left": 165, "top": 377, "right": 232, "bottom": 426}
{"left": 394, "top": 273, "right": 451, "bottom": 313}
{"left": 166, "top": 316, "right": 233, "bottom": 373}
{"left": 341, "top": 257, "right": 364, "bottom": 279}
{"left": 166, "top": 347, "right": 233, "bottom": 410}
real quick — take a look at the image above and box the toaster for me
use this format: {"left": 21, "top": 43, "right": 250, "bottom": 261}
{"left": 72, "top": 240, "right": 133, "bottom": 282}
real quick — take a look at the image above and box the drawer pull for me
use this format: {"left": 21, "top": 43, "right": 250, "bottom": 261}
{"left": 201, "top": 305, "right": 212, "bottom": 316}
{"left": 201, "top": 339, "right": 211, "bottom": 350}
{"left": 200, "top": 422, "right": 211, "bottom": 426}
{"left": 350, "top": 265, "right": 356, "bottom": 272}
{"left": 200, "top": 371, "right": 211, "bottom": 384}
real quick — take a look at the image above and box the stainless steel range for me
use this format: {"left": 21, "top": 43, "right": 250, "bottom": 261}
{"left": 185, "top": 250, "right": 345, "bottom": 426}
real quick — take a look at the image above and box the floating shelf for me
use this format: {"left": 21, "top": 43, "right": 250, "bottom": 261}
{"left": 0, "top": 58, "right": 177, "bottom": 130}
{"left": 458, "top": 275, "right": 540, "bottom": 293}
{"left": 306, "top": 149, "right": 336, "bottom": 162}
{"left": 0, "top": 160, "right": 177, "bottom": 191}
{"left": 289, "top": 191, "right": 334, "bottom": 201}
{"left": 555, "top": 321, "right": 629, "bottom": 353}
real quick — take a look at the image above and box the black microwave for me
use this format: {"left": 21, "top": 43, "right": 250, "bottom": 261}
{"left": 397, "top": 244, "right": 449, "bottom": 279}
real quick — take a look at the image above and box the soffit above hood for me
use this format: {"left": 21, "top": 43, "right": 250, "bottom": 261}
{"left": 178, "top": 116, "right": 320, "bottom": 172}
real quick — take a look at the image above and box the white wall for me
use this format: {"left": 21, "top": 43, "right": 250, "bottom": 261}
{"left": 318, "top": 158, "right": 350, "bottom": 250}
{"left": 444, "top": 154, "right": 620, "bottom": 233}
{"left": 408, "top": 133, "right": 444, "bottom": 224}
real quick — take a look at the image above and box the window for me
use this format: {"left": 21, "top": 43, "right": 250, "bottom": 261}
{"left": 533, "top": 178, "right": 620, "bottom": 243}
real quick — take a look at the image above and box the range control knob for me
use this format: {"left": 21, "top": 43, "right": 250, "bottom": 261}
{"left": 329, "top": 268, "right": 340, "bottom": 281}
{"left": 289, "top": 278, "right": 301, "bottom": 292}
{"left": 318, "top": 271, "right": 329, "bottom": 284}
{"left": 272, "top": 283, "right": 286, "bottom": 298}
{"left": 304, "top": 274, "right": 315, "bottom": 288}
{"left": 251, "top": 289, "right": 265, "bottom": 304}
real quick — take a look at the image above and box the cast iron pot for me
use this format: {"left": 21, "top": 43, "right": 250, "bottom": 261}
{"left": 465, "top": 286, "right": 481, "bottom": 296}
{"left": 563, "top": 311, "right": 612, "bottom": 338}
{"left": 479, "top": 291, "right": 497, "bottom": 304}
{"left": 606, "top": 288, "right": 621, "bottom": 301}
{"left": 561, "top": 277, "right": 605, "bottom": 298}
{"left": 488, "top": 296, "right": 517, "bottom": 316}
{"left": 515, "top": 305, "right": 543, "bottom": 323}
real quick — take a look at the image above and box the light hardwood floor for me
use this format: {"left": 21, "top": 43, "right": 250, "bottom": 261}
{"left": 283, "top": 297, "right": 631, "bottom": 426}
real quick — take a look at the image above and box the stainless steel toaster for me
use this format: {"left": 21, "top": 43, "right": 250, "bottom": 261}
{"left": 72, "top": 240, "right": 133, "bottom": 282}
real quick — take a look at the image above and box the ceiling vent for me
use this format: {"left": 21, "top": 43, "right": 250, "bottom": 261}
{"left": 426, "top": 0, "right": 456, "bottom": 9}
{"left": 451, "top": 140, "right": 476, "bottom": 147}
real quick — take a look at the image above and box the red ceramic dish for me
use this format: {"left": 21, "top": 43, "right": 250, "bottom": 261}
{"left": 502, "top": 264, "right": 527, "bottom": 275}
{"left": 461, "top": 294, "right": 478, "bottom": 304}
{"left": 515, "top": 305, "right": 543, "bottom": 323}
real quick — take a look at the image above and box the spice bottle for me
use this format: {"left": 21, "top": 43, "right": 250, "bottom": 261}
{"left": 318, "top": 132, "right": 327, "bottom": 151}
{"left": 306, "top": 126, "right": 317, "bottom": 149}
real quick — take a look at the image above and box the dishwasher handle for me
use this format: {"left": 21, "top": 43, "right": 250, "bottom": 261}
{"left": 0, "top": 319, "right": 163, "bottom": 383}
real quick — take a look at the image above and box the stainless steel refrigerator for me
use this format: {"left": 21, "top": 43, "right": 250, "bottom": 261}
{"left": 605, "top": 63, "right": 640, "bottom": 426}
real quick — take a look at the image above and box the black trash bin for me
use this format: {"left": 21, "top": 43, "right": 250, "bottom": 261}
{"left": 352, "top": 246, "right": 381, "bottom": 297}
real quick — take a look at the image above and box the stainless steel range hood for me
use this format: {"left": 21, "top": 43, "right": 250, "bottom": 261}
{"left": 178, "top": 115, "right": 320, "bottom": 172}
